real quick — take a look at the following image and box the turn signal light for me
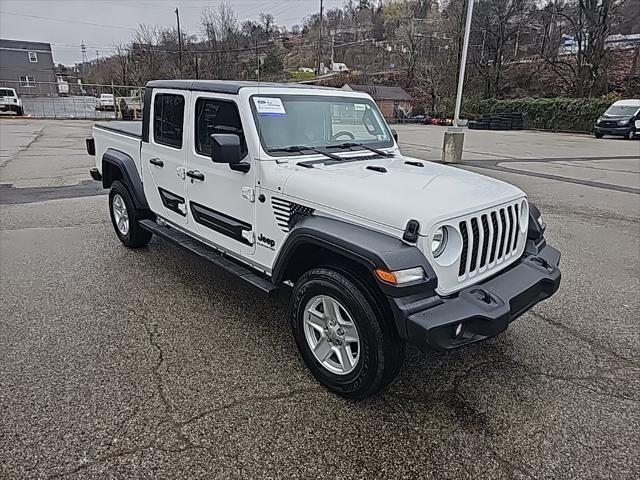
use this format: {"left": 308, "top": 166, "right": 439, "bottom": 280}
{"left": 375, "top": 267, "right": 426, "bottom": 285}
{"left": 375, "top": 268, "right": 397, "bottom": 284}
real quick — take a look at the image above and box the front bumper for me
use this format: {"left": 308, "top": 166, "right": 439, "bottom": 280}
{"left": 399, "top": 244, "right": 561, "bottom": 351}
{"left": 594, "top": 125, "right": 632, "bottom": 136}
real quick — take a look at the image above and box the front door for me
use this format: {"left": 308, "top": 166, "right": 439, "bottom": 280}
{"left": 186, "top": 94, "right": 256, "bottom": 256}
{"left": 141, "top": 89, "right": 189, "bottom": 225}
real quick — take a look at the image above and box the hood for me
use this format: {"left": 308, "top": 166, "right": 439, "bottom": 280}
{"left": 282, "top": 154, "right": 525, "bottom": 235}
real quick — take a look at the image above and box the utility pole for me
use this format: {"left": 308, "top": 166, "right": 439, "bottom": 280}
{"left": 316, "top": 0, "right": 323, "bottom": 74}
{"left": 453, "top": 0, "right": 474, "bottom": 128}
{"left": 81, "top": 42, "right": 87, "bottom": 79}
{"left": 443, "top": 0, "right": 475, "bottom": 163}
{"left": 331, "top": 32, "right": 335, "bottom": 66}
{"left": 175, "top": 7, "right": 183, "bottom": 76}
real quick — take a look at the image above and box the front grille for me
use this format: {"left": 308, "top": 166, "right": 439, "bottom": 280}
{"left": 458, "top": 202, "right": 522, "bottom": 279}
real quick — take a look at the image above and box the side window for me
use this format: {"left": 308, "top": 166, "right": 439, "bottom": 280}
{"left": 195, "top": 98, "right": 247, "bottom": 157}
{"left": 153, "top": 93, "right": 184, "bottom": 149}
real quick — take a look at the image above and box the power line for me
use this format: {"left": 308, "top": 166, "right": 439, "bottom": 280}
{"left": 0, "top": 10, "right": 141, "bottom": 31}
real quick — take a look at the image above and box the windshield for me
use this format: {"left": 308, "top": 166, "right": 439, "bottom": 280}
{"left": 604, "top": 105, "right": 639, "bottom": 116}
{"left": 250, "top": 95, "right": 393, "bottom": 155}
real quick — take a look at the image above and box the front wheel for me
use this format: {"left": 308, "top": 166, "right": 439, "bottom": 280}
{"left": 108, "top": 180, "right": 152, "bottom": 248}
{"left": 626, "top": 127, "right": 636, "bottom": 140}
{"left": 594, "top": 132, "right": 603, "bottom": 139}
{"left": 291, "top": 267, "right": 404, "bottom": 399}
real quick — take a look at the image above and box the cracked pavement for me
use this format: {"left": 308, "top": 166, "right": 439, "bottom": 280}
{"left": 1, "top": 120, "right": 639, "bottom": 479}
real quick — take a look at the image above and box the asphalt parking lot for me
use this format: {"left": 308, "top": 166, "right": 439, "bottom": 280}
{"left": 1, "top": 119, "right": 639, "bottom": 479}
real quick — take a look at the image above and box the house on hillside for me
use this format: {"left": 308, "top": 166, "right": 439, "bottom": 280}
{"left": 342, "top": 84, "right": 412, "bottom": 120}
{"left": 0, "top": 39, "right": 56, "bottom": 95}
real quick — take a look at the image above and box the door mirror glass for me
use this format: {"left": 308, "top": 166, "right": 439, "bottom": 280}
{"left": 391, "top": 128, "right": 398, "bottom": 142}
{"left": 210, "top": 133, "right": 242, "bottom": 164}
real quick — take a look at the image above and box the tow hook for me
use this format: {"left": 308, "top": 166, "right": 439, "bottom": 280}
{"left": 531, "top": 256, "right": 550, "bottom": 269}
{"left": 470, "top": 288, "right": 495, "bottom": 305}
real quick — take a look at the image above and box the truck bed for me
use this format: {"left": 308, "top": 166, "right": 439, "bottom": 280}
{"left": 93, "top": 121, "right": 143, "bottom": 179}
{"left": 95, "top": 121, "right": 142, "bottom": 139}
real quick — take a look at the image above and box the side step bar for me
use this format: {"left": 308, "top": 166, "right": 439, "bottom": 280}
{"left": 139, "top": 219, "right": 279, "bottom": 296}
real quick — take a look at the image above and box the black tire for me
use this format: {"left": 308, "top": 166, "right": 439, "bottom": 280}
{"left": 291, "top": 267, "right": 405, "bottom": 399}
{"left": 625, "top": 127, "right": 636, "bottom": 140}
{"left": 594, "top": 132, "right": 603, "bottom": 139}
{"left": 16, "top": 107, "right": 23, "bottom": 116}
{"left": 108, "top": 180, "right": 152, "bottom": 248}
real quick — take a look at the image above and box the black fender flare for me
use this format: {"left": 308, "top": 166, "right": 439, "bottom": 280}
{"left": 271, "top": 216, "right": 438, "bottom": 340}
{"left": 272, "top": 215, "right": 437, "bottom": 296}
{"left": 101, "top": 149, "right": 149, "bottom": 210}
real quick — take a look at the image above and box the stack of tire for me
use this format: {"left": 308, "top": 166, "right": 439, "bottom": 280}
{"left": 468, "top": 113, "right": 523, "bottom": 131}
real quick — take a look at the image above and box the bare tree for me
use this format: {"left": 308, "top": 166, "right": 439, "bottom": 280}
{"left": 470, "top": 0, "right": 536, "bottom": 97}
{"left": 538, "top": 0, "right": 629, "bottom": 96}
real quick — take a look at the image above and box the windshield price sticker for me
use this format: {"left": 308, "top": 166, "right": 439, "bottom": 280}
{"left": 254, "top": 97, "right": 287, "bottom": 117}
{"left": 354, "top": 104, "right": 366, "bottom": 111}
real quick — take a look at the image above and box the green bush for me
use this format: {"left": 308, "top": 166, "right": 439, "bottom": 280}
{"left": 286, "top": 70, "right": 316, "bottom": 81}
{"left": 460, "top": 94, "right": 622, "bottom": 132}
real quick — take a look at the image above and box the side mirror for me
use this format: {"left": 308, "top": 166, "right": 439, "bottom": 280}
{"left": 391, "top": 128, "right": 398, "bottom": 142}
{"left": 210, "top": 133, "right": 250, "bottom": 172}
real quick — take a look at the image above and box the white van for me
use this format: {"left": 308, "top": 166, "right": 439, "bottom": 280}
{"left": 594, "top": 99, "right": 640, "bottom": 140}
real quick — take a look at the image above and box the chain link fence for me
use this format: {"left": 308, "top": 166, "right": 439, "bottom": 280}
{"left": 0, "top": 81, "right": 144, "bottom": 120}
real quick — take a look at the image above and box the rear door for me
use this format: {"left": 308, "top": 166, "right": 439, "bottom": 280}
{"left": 141, "top": 89, "right": 189, "bottom": 226}
{"left": 185, "top": 93, "right": 256, "bottom": 256}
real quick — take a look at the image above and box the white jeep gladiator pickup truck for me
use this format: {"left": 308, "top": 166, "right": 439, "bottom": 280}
{"left": 87, "top": 80, "right": 561, "bottom": 399}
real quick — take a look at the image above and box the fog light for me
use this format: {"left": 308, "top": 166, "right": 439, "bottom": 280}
{"left": 454, "top": 323, "right": 463, "bottom": 338}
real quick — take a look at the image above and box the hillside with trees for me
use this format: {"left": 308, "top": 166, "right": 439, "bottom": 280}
{"left": 85, "top": 0, "right": 640, "bottom": 114}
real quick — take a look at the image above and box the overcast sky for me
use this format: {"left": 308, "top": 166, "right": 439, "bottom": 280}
{"left": 0, "top": 0, "right": 343, "bottom": 65}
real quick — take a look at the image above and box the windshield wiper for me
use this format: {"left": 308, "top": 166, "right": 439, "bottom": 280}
{"left": 267, "top": 145, "right": 343, "bottom": 161}
{"left": 328, "top": 142, "right": 394, "bottom": 158}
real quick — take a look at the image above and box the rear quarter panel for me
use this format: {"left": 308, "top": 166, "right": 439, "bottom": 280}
{"left": 93, "top": 126, "right": 142, "bottom": 178}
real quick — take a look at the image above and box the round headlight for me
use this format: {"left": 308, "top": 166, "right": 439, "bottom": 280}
{"left": 431, "top": 226, "right": 448, "bottom": 258}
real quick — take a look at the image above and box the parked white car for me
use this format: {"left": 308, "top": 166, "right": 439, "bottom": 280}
{"left": 95, "top": 93, "right": 114, "bottom": 111}
{"left": 87, "top": 80, "right": 561, "bottom": 399}
{"left": 0, "top": 87, "right": 23, "bottom": 116}
{"left": 57, "top": 82, "right": 69, "bottom": 97}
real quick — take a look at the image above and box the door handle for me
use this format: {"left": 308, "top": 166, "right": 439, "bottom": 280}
{"left": 149, "top": 158, "right": 164, "bottom": 167}
{"left": 186, "top": 170, "right": 205, "bottom": 181}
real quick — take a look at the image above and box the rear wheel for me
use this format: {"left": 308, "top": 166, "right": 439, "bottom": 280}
{"left": 108, "top": 180, "right": 152, "bottom": 248}
{"left": 15, "top": 107, "right": 23, "bottom": 116}
{"left": 291, "top": 267, "right": 404, "bottom": 399}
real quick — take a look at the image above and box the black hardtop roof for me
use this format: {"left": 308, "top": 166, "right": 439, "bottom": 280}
{"left": 146, "top": 79, "right": 340, "bottom": 94}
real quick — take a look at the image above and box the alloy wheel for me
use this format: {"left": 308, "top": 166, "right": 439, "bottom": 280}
{"left": 303, "top": 295, "right": 360, "bottom": 375}
{"left": 112, "top": 194, "right": 129, "bottom": 236}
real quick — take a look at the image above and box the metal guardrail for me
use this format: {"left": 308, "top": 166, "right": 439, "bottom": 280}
{"left": 0, "top": 81, "right": 144, "bottom": 120}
